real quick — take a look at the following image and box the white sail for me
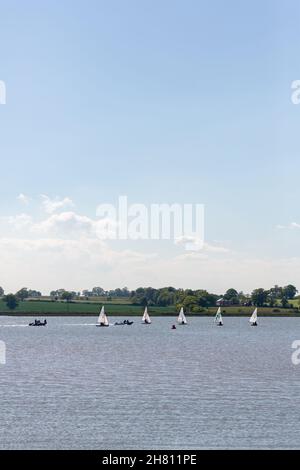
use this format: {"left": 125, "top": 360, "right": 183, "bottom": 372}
{"left": 215, "top": 307, "right": 223, "bottom": 324}
{"left": 249, "top": 308, "right": 258, "bottom": 324}
{"left": 177, "top": 307, "right": 187, "bottom": 325}
{"left": 142, "top": 307, "right": 151, "bottom": 324}
{"left": 97, "top": 306, "right": 109, "bottom": 326}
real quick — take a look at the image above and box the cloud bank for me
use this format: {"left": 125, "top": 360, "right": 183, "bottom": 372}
{"left": 0, "top": 195, "right": 298, "bottom": 294}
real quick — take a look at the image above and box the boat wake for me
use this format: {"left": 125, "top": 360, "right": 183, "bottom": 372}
{"left": 0, "top": 324, "right": 28, "bottom": 328}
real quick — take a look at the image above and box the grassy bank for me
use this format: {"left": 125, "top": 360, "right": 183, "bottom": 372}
{"left": 0, "top": 300, "right": 174, "bottom": 316}
{"left": 206, "top": 306, "right": 300, "bottom": 317}
{"left": 0, "top": 300, "right": 299, "bottom": 317}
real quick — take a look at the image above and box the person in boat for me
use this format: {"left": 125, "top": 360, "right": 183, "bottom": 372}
{"left": 252, "top": 321, "right": 257, "bottom": 326}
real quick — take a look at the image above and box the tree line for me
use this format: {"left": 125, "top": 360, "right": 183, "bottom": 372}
{"left": 129, "top": 285, "right": 298, "bottom": 311}
{"left": 0, "top": 284, "right": 298, "bottom": 311}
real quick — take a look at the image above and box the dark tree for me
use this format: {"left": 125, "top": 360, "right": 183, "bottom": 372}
{"left": 224, "top": 288, "right": 239, "bottom": 304}
{"left": 282, "top": 285, "right": 298, "bottom": 300}
{"left": 251, "top": 288, "right": 269, "bottom": 307}
{"left": 61, "top": 291, "right": 74, "bottom": 302}
{"left": 16, "top": 288, "right": 29, "bottom": 301}
{"left": 4, "top": 294, "right": 19, "bottom": 310}
{"left": 281, "top": 297, "right": 289, "bottom": 308}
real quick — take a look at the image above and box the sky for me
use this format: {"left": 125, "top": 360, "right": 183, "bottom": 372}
{"left": 0, "top": 0, "right": 300, "bottom": 295}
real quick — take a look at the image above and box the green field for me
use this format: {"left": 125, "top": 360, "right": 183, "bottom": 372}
{"left": 40, "top": 296, "right": 133, "bottom": 304}
{"left": 0, "top": 300, "right": 299, "bottom": 317}
{"left": 289, "top": 298, "right": 300, "bottom": 308}
{"left": 206, "top": 306, "right": 300, "bottom": 317}
{"left": 0, "top": 300, "right": 174, "bottom": 316}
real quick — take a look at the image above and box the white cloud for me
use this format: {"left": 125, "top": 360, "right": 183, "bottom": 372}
{"left": 1, "top": 213, "right": 33, "bottom": 230}
{"left": 0, "top": 202, "right": 298, "bottom": 294}
{"left": 149, "top": 255, "right": 300, "bottom": 294}
{"left": 276, "top": 222, "right": 300, "bottom": 230}
{"left": 33, "top": 211, "right": 94, "bottom": 236}
{"left": 0, "top": 203, "right": 243, "bottom": 294}
{"left": 41, "top": 195, "right": 74, "bottom": 214}
{"left": 175, "top": 236, "right": 230, "bottom": 253}
{"left": 202, "top": 242, "right": 230, "bottom": 253}
{"left": 31, "top": 211, "right": 118, "bottom": 240}
{"left": 175, "top": 252, "right": 209, "bottom": 261}
{"left": 1, "top": 209, "right": 120, "bottom": 241}
{"left": 174, "top": 235, "right": 203, "bottom": 250}
{"left": 17, "top": 193, "right": 30, "bottom": 205}
{"left": 0, "top": 236, "right": 157, "bottom": 293}
{"left": 0, "top": 231, "right": 299, "bottom": 295}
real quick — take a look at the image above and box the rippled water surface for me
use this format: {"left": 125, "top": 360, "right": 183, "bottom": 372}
{"left": 0, "top": 316, "right": 300, "bottom": 449}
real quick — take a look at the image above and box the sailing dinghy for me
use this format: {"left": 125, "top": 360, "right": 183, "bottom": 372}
{"left": 249, "top": 308, "right": 258, "bottom": 326}
{"left": 96, "top": 306, "right": 109, "bottom": 327}
{"left": 214, "top": 307, "right": 223, "bottom": 326}
{"left": 142, "top": 307, "right": 151, "bottom": 324}
{"left": 177, "top": 307, "right": 187, "bottom": 325}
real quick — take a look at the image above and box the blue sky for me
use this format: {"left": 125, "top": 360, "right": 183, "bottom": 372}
{"left": 0, "top": 1, "right": 300, "bottom": 293}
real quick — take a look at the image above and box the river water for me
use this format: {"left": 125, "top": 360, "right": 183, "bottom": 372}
{"left": 0, "top": 316, "right": 299, "bottom": 449}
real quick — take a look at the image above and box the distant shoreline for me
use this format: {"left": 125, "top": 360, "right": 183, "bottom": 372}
{"left": 1, "top": 311, "right": 299, "bottom": 317}
{"left": 1, "top": 299, "right": 299, "bottom": 317}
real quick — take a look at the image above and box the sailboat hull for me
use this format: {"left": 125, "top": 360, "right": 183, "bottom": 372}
{"left": 96, "top": 324, "right": 109, "bottom": 327}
